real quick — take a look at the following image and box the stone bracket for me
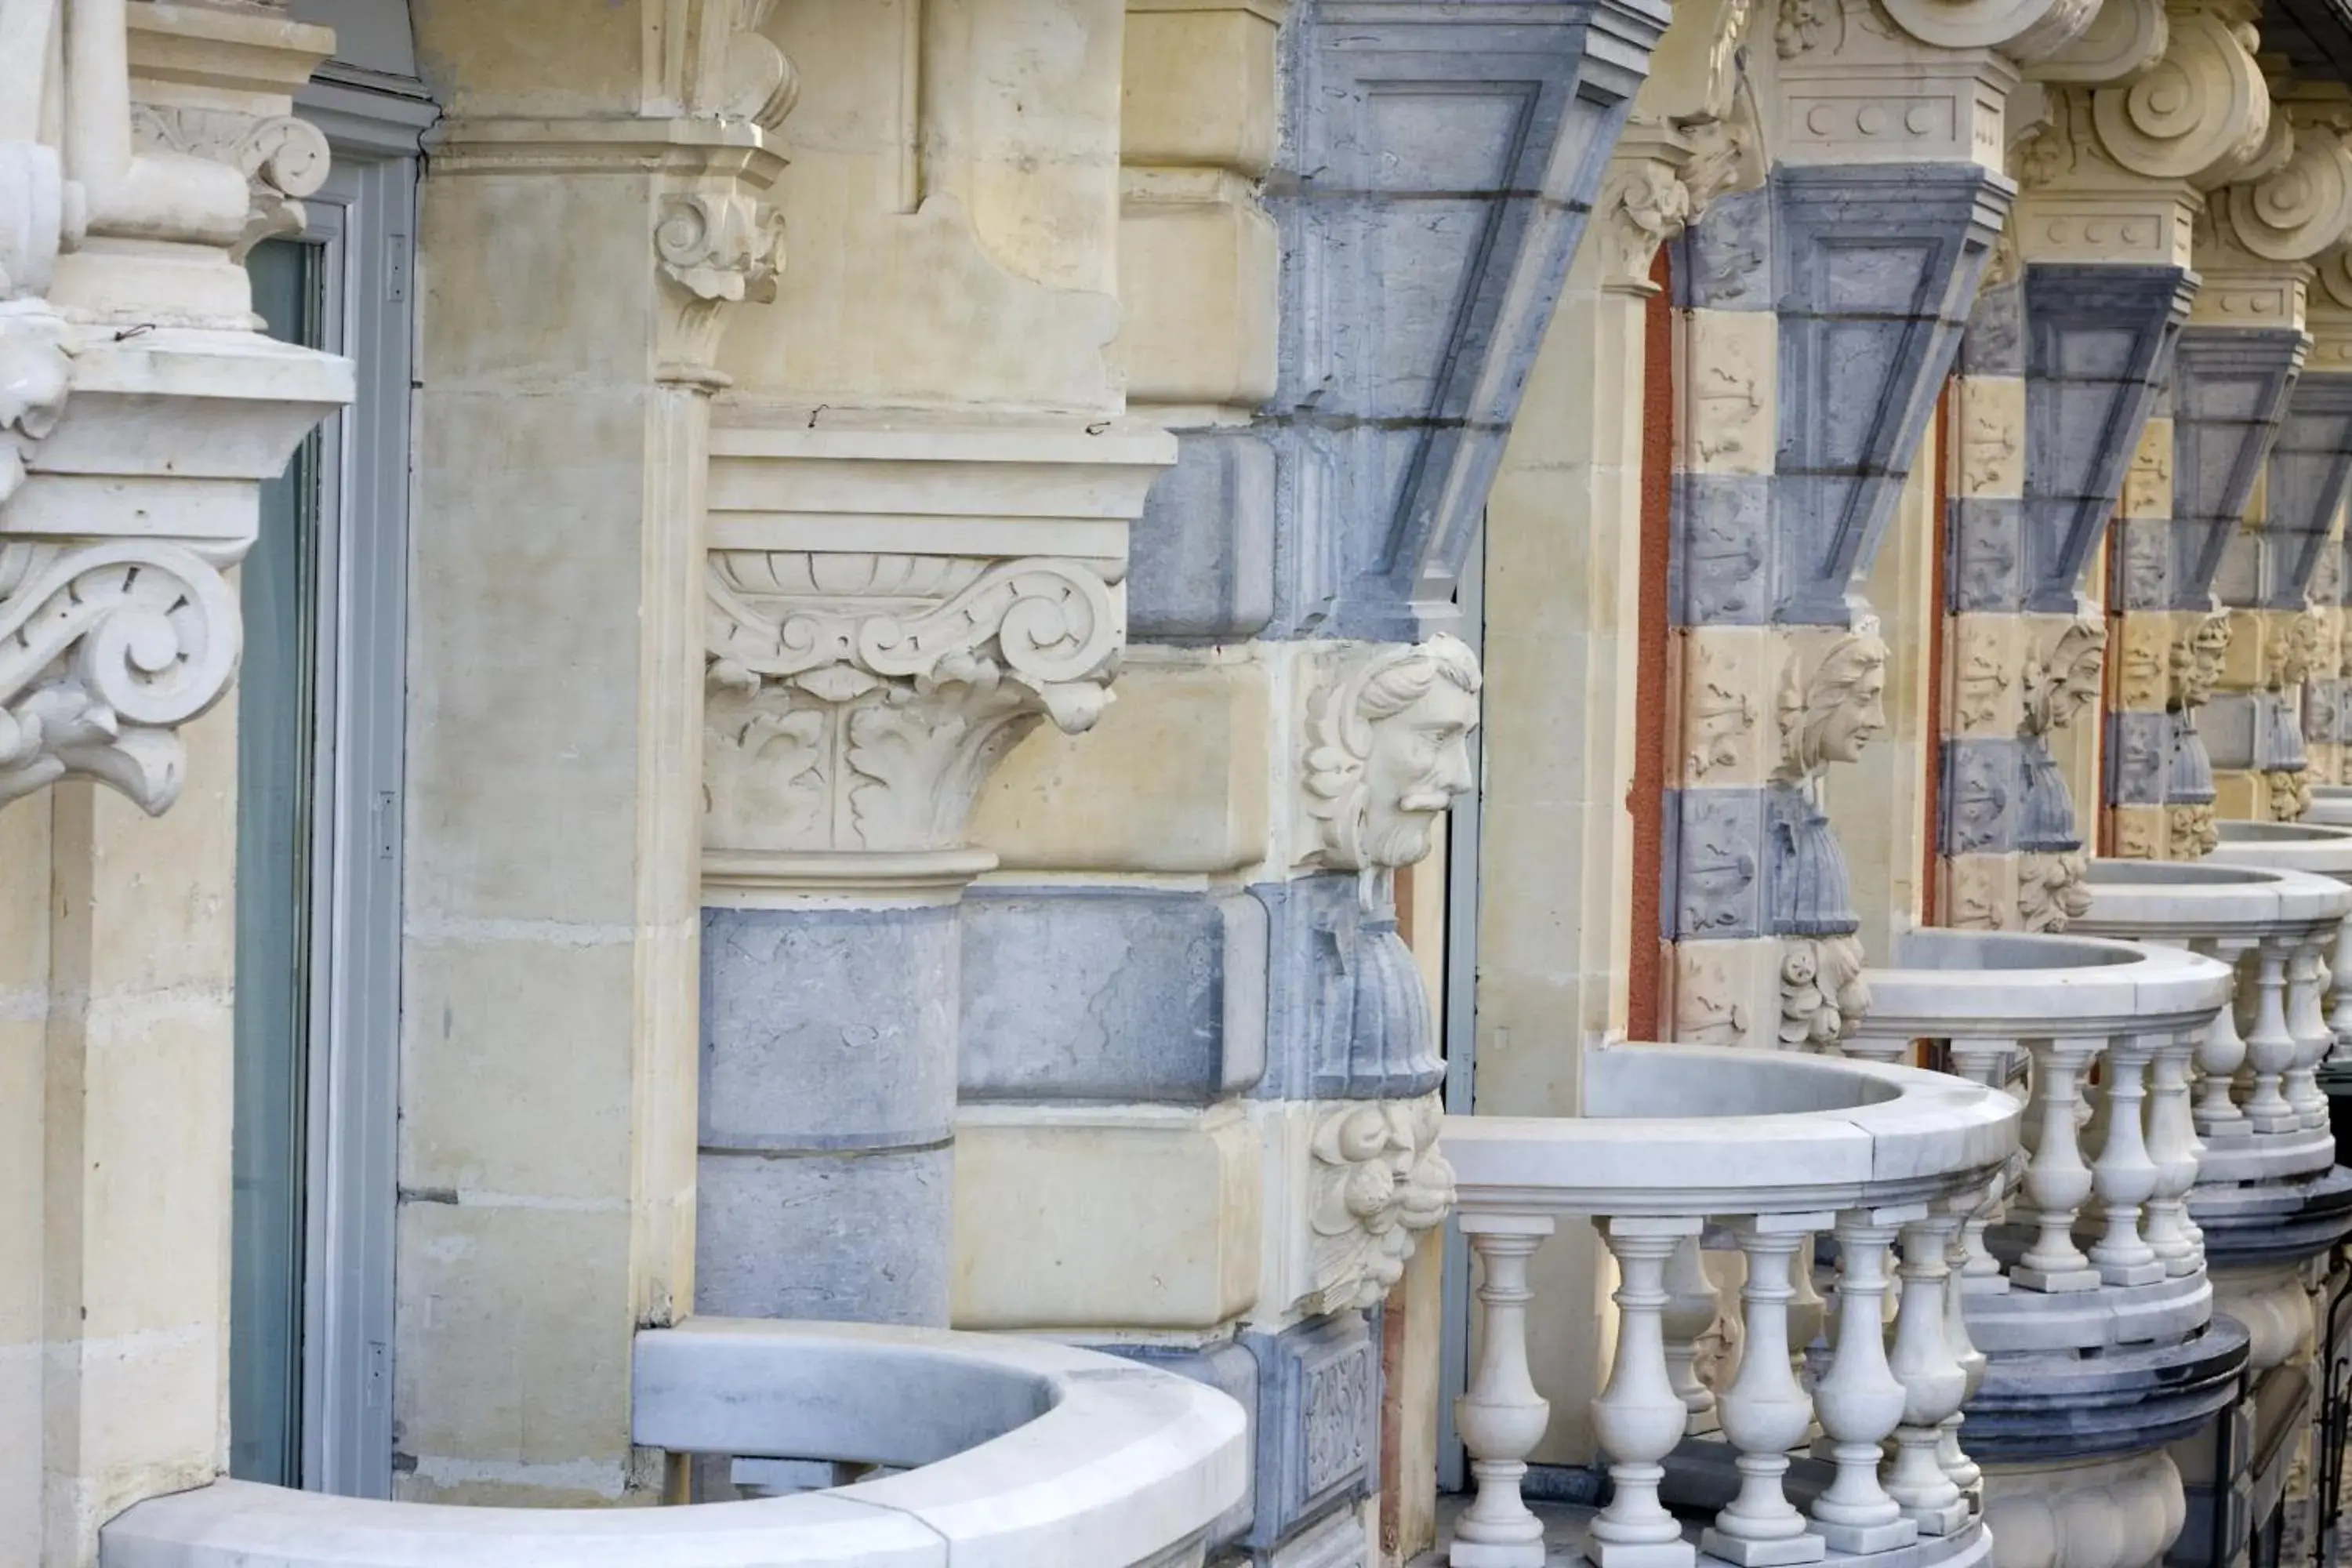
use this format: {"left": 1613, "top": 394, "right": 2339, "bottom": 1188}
{"left": 2259, "top": 371, "right": 2352, "bottom": 607}
{"left": 2169, "top": 326, "right": 2307, "bottom": 608}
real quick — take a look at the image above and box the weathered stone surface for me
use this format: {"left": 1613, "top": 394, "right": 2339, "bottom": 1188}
{"left": 1241, "top": 1312, "right": 1379, "bottom": 1552}
{"left": 695, "top": 1148, "right": 953, "bottom": 1327}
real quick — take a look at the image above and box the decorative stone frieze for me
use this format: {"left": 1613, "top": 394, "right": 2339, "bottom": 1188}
{"left": 0, "top": 1, "right": 351, "bottom": 817}
{"left": 699, "top": 413, "right": 1175, "bottom": 898}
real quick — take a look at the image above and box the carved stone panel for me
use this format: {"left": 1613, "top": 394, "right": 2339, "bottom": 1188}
{"left": 1243, "top": 1312, "right": 1381, "bottom": 1551}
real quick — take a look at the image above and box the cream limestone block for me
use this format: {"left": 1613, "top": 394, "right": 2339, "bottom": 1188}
{"left": 1943, "top": 854, "right": 2022, "bottom": 931}
{"left": 2110, "top": 803, "right": 2168, "bottom": 859}
{"left": 0, "top": 778, "right": 43, "bottom": 1562}
{"left": 953, "top": 1105, "right": 1261, "bottom": 1331}
{"left": 391, "top": 1203, "right": 642, "bottom": 1504}
{"left": 408, "top": 0, "right": 648, "bottom": 118}
{"left": 970, "top": 656, "right": 1272, "bottom": 874}
{"left": 1113, "top": 178, "right": 1277, "bottom": 408}
{"left": 1954, "top": 374, "right": 2026, "bottom": 500}
{"left": 1842, "top": 449, "right": 1938, "bottom": 956}
{"left": 2116, "top": 612, "right": 2174, "bottom": 712}
{"left": 1679, "top": 307, "right": 1777, "bottom": 476}
{"left": 2222, "top": 608, "right": 2267, "bottom": 691}
{"left": 1672, "top": 938, "right": 1784, "bottom": 1049}
{"left": 2213, "top": 771, "right": 2262, "bottom": 820}
{"left": 1680, "top": 627, "right": 1780, "bottom": 786}
{"left": 1123, "top": 3, "right": 1284, "bottom": 171}
{"left": 38, "top": 702, "right": 238, "bottom": 1566}
{"left": 1951, "top": 615, "right": 2027, "bottom": 738}
{"left": 1393, "top": 1236, "right": 1446, "bottom": 1563}
{"left": 1478, "top": 248, "right": 1650, "bottom": 1058}
{"left": 2123, "top": 416, "right": 2175, "bottom": 520}
{"left": 737, "top": 4, "right": 1126, "bottom": 412}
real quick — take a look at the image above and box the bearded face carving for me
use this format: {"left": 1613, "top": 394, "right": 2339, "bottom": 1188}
{"left": 1304, "top": 635, "right": 1483, "bottom": 872}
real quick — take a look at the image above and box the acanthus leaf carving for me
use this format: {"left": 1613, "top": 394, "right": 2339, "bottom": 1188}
{"left": 2018, "top": 848, "right": 2093, "bottom": 930}
{"left": 127, "top": 103, "right": 329, "bottom": 258}
{"left": 2266, "top": 766, "right": 2314, "bottom": 820}
{"left": 702, "top": 552, "right": 1126, "bottom": 862}
{"left": 1308, "top": 1096, "right": 1456, "bottom": 1313}
{"left": 2169, "top": 800, "right": 2220, "bottom": 856}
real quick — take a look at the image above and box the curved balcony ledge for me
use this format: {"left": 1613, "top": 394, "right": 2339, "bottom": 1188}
{"left": 2071, "top": 859, "right": 2352, "bottom": 938}
{"left": 1960, "top": 1317, "right": 2251, "bottom": 1463}
{"left": 1849, "top": 931, "right": 2233, "bottom": 1047}
{"left": 100, "top": 1320, "right": 1247, "bottom": 1568}
{"left": 2190, "top": 1163, "right": 2352, "bottom": 1269}
{"left": 1446, "top": 1044, "right": 2019, "bottom": 1219}
{"left": 2206, "top": 818, "right": 2352, "bottom": 875}
{"left": 1449, "top": 1043, "right": 2017, "bottom": 1568}
{"left": 2292, "top": 784, "right": 2352, "bottom": 827}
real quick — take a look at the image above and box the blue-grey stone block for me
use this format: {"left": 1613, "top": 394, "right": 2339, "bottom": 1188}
{"left": 1762, "top": 782, "right": 1859, "bottom": 937}
{"left": 1261, "top": 0, "right": 1668, "bottom": 641}
{"left": 2107, "top": 711, "right": 2169, "bottom": 807}
{"left": 961, "top": 888, "right": 1266, "bottom": 1104}
{"left": 2019, "top": 735, "right": 2082, "bottom": 851}
{"left": 2209, "top": 530, "right": 2258, "bottom": 609}
{"left": 2113, "top": 517, "right": 2172, "bottom": 612}
{"left": 1255, "top": 874, "right": 1439, "bottom": 1102}
{"left": 1242, "top": 1312, "right": 1379, "bottom": 1552}
{"left": 2258, "top": 371, "right": 2352, "bottom": 606}
{"left": 1131, "top": 428, "right": 1276, "bottom": 641}
{"left": 1941, "top": 738, "right": 2022, "bottom": 856}
{"left": 1962, "top": 278, "right": 2024, "bottom": 377}
{"left": 1665, "top": 786, "right": 1765, "bottom": 939}
{"left": 1101, "top": 1339, "right": 1261, "bottom": 1549}
{"left": 2169, "top": 720, "right": 2217, "bottom": 804}
{"left": 1671, "top": 473, "right": 1770, "bottom": 626}
{"left": 2170, "top": 327, "right": 2305, "bottom": 607}
{"left": 1770, "top": 164, "right": 2006, "bottom": 626}
{"left": 701, "top": 906, "right": 956, "bottom": 1153}
{"left": 2256, "top": 690, "right": 2307, "bottom": 772}
{"left": 1948, "top": 495, "right": 2023, "bottom": 613}
{"left": 2019, "top": 263, "right": 2190, "bottom": 612}
{"left": 1676, "top": 187, "right": 1772, "bottom": 311}
{"left": 695, "top": 1145, "right": 952, "bottom": 1325}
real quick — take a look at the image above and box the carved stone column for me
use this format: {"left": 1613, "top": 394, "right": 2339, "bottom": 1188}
{"left": 2191, "top": 87, "right": 2352, "bottom": 826}
{"left": 2, "top": 2, "right": 352, "bottom": 1559}
{"left": 390, "top": 0, "right": 797, "bottom": 1506}
{"left": 1936, "top": 5, "right": 2225, "bottom": 920}
{"left": 1663, "top": 0, "right": 2073, "bottom": 1040}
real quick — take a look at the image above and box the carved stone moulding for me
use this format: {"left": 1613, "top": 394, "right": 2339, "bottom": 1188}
{"left": 0, "top": 325, "right": 353, "bottom": 814}
{"left": 699, "top": 409, "right": 1175, "bottom": 902}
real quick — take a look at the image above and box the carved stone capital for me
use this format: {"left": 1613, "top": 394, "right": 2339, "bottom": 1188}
{"left": 1298, "top": 637, "right": 1483, "bottom": 874}
{"left": 699, "top": 412, "right": 1174, "bottom": 898}
{"left": 2206, "top": 94, "right": 2352, "bottom": 266}
{"left": 1771, "top": 0, "right": 2026, "bottom": 168}
{"left": 1308, "top": 1095, "right": 1455, "bottom": 1314}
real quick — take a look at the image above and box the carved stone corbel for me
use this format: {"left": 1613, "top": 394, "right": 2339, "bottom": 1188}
{"left": 1307, "top": 1096, "right": 1457, "bottom": 1313}
{"left": 1595, "top": 0, "right": 1766, "bottom": 288}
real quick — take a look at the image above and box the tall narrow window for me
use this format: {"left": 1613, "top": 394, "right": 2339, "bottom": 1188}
{"left": 233, "top": 236, "right": 328, "bottom": 1486}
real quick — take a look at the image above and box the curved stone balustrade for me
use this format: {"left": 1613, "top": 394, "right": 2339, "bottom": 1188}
{"left": 1847, "top": 931, "right": 2234, "bottom": 1354}
{"left": 1447, "top": 1042, "right": 2019, "bottom": 1568}
{"left": 2305, "top": 785, "right": 2352, "bottom": 828}
{"left": 2206, "top": 819, "right": 2352, "bottom": 1056}
{"left": 100, "top": 1319, "right": 1247, "bottom": 1568}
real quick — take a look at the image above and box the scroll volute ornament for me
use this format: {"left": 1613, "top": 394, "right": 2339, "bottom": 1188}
{"left": 1880, "top": 0, "right": 2099, "bottom": 61}
{"left": 2090, "top": 2, "right": 2270, "bottom": 186}
{"left": 2210, "top": 96, "right": 2352, "bottom": 262}
{"left": 2029, "top": 0, "right": 2168, "bottom": 83}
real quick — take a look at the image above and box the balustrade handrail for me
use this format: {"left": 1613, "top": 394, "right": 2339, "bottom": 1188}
{"left": 1447, "top": 1042, "right": 2019, "bottom": 1568}
{"left": 100, "top": 1320, "right": 1247, "bottom": 1568}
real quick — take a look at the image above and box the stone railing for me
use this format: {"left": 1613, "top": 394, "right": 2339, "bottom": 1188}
{"left": 2308, "top": 785, "right": 2352, "bottom": 829}
{"left": 1849, "top": 931, "right": 2234, "bottom": 1336}
{"left": 101, "top": 1320, "right": 1246, "bottom": 1567}
{"left": 1446, "top": 1042, "right": 2020, "bottom": 1568}
{"left": 2207, "top": 819, "right": 2352, "bottom": 1059}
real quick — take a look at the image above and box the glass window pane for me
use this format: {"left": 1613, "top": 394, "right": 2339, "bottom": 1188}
{"left": 231, "top": 235, "right": 324, "bottom": 1488}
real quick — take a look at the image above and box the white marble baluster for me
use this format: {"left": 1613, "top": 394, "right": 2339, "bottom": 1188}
{"left": 1586, "top": 1217, "right": 1704, "bottom": 1568}
{"left": 1788, "top": 1235, "right": 1826, "bottom": 1383}
{"left": 2194, "top": 938, "right": 2252, "bottom": 1141}
{"left": 1454, "top": 1216, "right": 1555, "bottom": 1568}
{"left": 1701, "top": 1217, "right": 1830, "bottom": 1567}
{"left": 2011, "top": 1037, "right": 2102, "bottom": 1291}
{"left": 1809, "top": 1209, "right": 1921, "bottom": 1554}
{"left": 2287, "top": 938, "right": 2333, "bottom": 1131}
{"left": 1885, "top": 1215, "right": 1971, "bottom": 1534}
{"left": 1661, "top": 1235, "right": 1721, "bottom": 1418}
{"left": 2142, "top": 1025, "right": 2204, "bottom": 1276}
{"left": 2330, "top": 916, "right": 2352, "bottom": 1062}
{"left": 2241, "top": 936, "right": 2300, "bottom": 1133}
{"left": 1936, "top": 1192, "right": 1986, "bottom": 1499}
{"left": 1947, "top": 1042, "right": 2013, "bottom": 1288}
{"left": 2086, "top": 1033, "right": 2164, "bottom": 1287}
